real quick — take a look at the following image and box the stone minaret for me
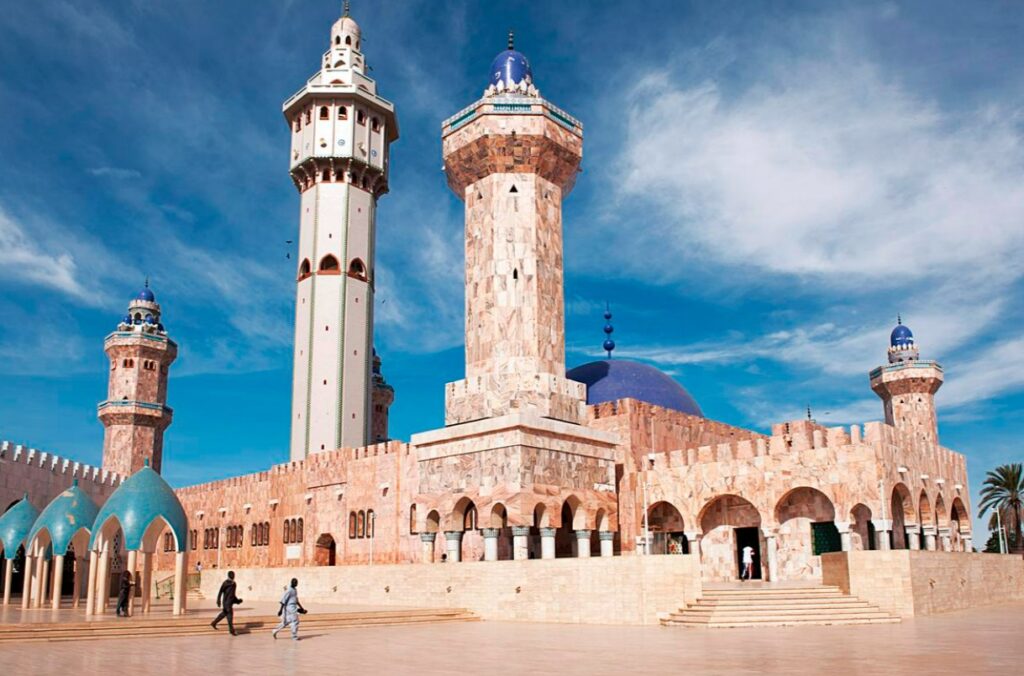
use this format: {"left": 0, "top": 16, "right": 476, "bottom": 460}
{"left": 98, "top": 282, "right": 177, "bottom": 475}
{"left": 870, "top": 318, "right": 944, "bottom": 444}
{"left": 285, "top": 6, "right": 398, "bottom": 460}
{"left": 441, "top": 33, "right": 586, "bottom": 426}
{"left": 370, "top": 349, "right": 394, "bottom": 442}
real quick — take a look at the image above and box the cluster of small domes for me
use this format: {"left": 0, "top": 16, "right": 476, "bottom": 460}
{"left": 116, "top": 283, "right": 167, "bottom": 335}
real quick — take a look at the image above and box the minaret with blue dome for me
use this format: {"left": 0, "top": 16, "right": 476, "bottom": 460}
{"left": 441, "top": 31, "right": 587, "bottom": 424}
{"left": 870, "top": 316, "right": 944, "bottom": 444}
{"left": 97, "top": 281, "right": 177, "bottom": 476}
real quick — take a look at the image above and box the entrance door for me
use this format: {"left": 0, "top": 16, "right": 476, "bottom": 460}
{"left": 735, "top": 527, "right": 762, "bottom": 579}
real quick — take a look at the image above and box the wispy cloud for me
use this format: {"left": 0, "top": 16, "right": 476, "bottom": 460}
{"left": 88, "top": 167, "right": 142, "bottom": 179}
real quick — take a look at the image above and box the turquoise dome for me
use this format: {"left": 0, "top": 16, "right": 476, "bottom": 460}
{"left": 90, "top": 466, "right": 187, "bottom": 552}
{"left": 0, "top": 495, "right": 40, "bottom": 558}
{"left": 28, "top": 481, "right": 99, "bottom": 555}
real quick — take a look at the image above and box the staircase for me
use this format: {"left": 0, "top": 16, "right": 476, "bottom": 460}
{"left": 0, "top": 608, "right": 479, "bottom": 643}
{"left": 662, "top": 584, "right": 901, "bottom": 628}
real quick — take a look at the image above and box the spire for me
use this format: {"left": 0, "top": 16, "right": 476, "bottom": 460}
{"left": 806, "top": 404, "right": 813, "bottom": 421}
{"left": 897, "top": 313, "right": 902, "bottom": 325}
{"left": 508, "top": 29, "right": 515, "bottom": 51}
{"left": 602, "top": 302, "right": 616, "bottom": 358}
{"left": 343, "top": 0, "right": 351, "bottom": 17}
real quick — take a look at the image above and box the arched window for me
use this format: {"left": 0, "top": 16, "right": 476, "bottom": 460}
{"left": 357, "top": 510, "right": 365, "bottom": 538}
{"left": 304, "top": 110, "right": 311, "bottom": 125}
{"left": 284, "top": 519, "right": 292, "bottom": 544}
{"left": 347, "top": 258, "right": 366, "bottom": 280}
{"left": 335, "top": 35, "right": 341, "bottom": 45}
{"left": 251, "top": 524, "right": 257, "bottom": 547}
{"left": 357, "top": 109, "right": 366, "bottom": 125}
{"left": 409, "top": 505, "right": 417, "bottom": 534}
{"left": 298, "top": 258, "right": 311, "bottom": 280}
{"left": 294, "top": 117, "right": 301, "bottom": 132}
{"left": 349, "top": 512, "right": 356, "bottom": 539}
{"left": 319, "top": 106, "right": 329, "bottom": 120}
{"left": 367, "top": 510, "right": 375, "bottom": 538}
{"left": 319, "top": 254, "right": 340, "bottom": 273}
{"left": 322, "top": 169, "right": 330, "bottom": 181}
{"left": 345, "top": 36, "right": 352, "bottom": 46}
{"left": 338, "top": 106, "right": 348, "bottom": 120}
{"left": 297, "top": 518, "right": 304, "bottom": 543}
{"left": 464, "top": 506, "right": 477, "bottom": 531}
{"left": 371, "top": 117, "right": 380, "bottom": 132}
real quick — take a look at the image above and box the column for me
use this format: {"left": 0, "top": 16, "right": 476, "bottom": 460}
{"left": 85, "top": 551, "right": 98, "bottom": 616}
{"left": 141, "top": 552, "right": 154, "bottom": 613}
{"left": 419, "top": 533, "right": 437, "bottom": 563}
{"left": 872, "top": 520, "right": 892, "bottom": 551}
{"left": 126, "top": 550, "right": 138, "bottom": 616}
{"left": 172, "top": 551, "right": 186, "bottom": 616}
{"left": 444, "top": 531, "right": 463, "bottom": 563}
{"left": 835, "top": 521, "right": 852, "bottom": 552}
{"left": 906, "top": 525, "right": 921, "bottom": 551}
{"left": 574, "top": 530, "right": 592, "bottom": 558}
{"left": 97, "top": 549, "right": 111, "bottom": 614}
{"left": 922, "top": 526, "right": 937, "bottom": 551}
{"left": 763, "top": 531, "right": 778, "bottom": 582}
{"left": 684, "top": 532, "right": 701, "bottom": 559}
{"left": 938, "top": 528, "right": 951, "bottom": 552}
{"left": 599, "top": 531, "right": 615, "bottom": 557}
{"left": 37, "top": 558, "right": 50, "bottom": 608}
{"left": 72, "top": 557, "right": 82, "bottom": 609}
{"left": 51, "top": 554, "right": 65, "bottom": 610}
{"left": 962, "top": 534, "right": 973, "bottom": 552}
{"left": 539, "top": 528, "right": 556, "bottom": 560}
{"left": 482, "top": 529, "right": 500, "bottom": 562}
{"left": 21, "top": 555, "right": 35, "bottom": 610}
{"left": 511, "top": 526, "right": 530, "bottom": 560}
{"left": 2, "top": 557, "right": 12, "bottom": 606}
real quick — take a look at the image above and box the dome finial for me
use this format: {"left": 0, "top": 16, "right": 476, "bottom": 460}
{"left": 806, "top": 404, "right": 813, "bottom": 421}
{"left": 897, "top": 313, "right": 902, "bottom": 325}
{"left": 508, "top": 29, "right": 515, "bottom": 51}
{"left": 343, "top": 0, "right": 351, "bottom": 17}
{"left": 602, "top": 302, "right": 616, "bottom": 358}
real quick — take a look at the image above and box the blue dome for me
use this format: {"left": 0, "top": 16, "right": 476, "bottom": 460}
{"left": 136, "top": 287, "right": 155, "bottom": 302}
{"left": 489, "top": 49, "right": 532, "bottom": 89}
{"left": 28, "top": 482, "right": 99, "bottom": 555}
{"left": 0, "top": 495, "right": 39, "bottom": 558}
{"left": 90, "top": 466, "right": 187, "bottom": 552}
{"left": 566, "top": 359, "right": 703, "bottom": 417}
{"left": 891, "top": 323, "right": 914, "bottom": 347}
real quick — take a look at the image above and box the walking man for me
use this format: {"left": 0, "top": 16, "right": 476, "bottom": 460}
{"left": 741, "top": 545, "right": 755, "bottom": 581}
{"left": 272, "top": 578, "right": 306, "bottom": 641}
{"left": 115, "top": 570, "right": 134, "bottom": 617}
{"left": 211, "top": 570, "right": 242, "bottom": 635}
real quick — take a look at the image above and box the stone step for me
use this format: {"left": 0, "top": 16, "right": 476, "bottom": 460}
{"left": 663, "top": 616, "right": 901, "bottom": 628}
{"left": 683, "top": 602, "right": 878, "bottom": 614}
{"left": 702, "top": 588, "right": 843, "bottom": 597}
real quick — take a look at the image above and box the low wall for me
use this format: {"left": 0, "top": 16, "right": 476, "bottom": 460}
{"left": 822, "top": 550, "right": 1024, "bottom": 617}
{"left": 200, "top": 555, "right": 701, "bottom": 625}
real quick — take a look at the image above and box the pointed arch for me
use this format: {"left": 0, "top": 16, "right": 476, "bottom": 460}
{"left": 347, "top": 257, "right": 367, "bottom": 281}
{"left": 298, "top": 258, "right": 311, "bottom": 280}
{"left": 319, "top": 254, "right": 340, "bottom": 273}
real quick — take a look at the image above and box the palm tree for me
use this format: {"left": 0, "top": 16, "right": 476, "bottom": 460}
{"left": 978, "top": 463, "right": 1024, "bottom": 554}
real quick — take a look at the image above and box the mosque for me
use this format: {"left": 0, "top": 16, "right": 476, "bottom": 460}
{"left": 0, "top": 6, "right": 980, "bottom": 621}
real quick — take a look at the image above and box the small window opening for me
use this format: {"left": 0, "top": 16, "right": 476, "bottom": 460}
{"left": 338, "top": 106, "right": 347, "bottom": 120}
{"left": 513, "top": 268, "right": 518, "bottom": 280}
{"left": 509, "top": 185, "right": 518, "bottom": 193}
{"left": 319, "top": 106, "right": 329, "bottom": 120}
{"left": 319, "top": 254, "right": 340, "bottom": 272}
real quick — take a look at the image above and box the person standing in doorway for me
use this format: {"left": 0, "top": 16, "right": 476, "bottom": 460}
{"left": 741, "top": 545, "right": 755, "bottom": 581}
{"left": 272, "top": 578, "right": 306, "bottom": 641}
{"left": 211, "top": 570, "right": 242, "bottom": 635}
{"left": 115, "top": 570, "right": 134, "bottom": 617}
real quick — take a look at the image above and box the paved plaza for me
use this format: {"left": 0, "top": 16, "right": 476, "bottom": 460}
{"left": 2, "top": 602, "right": 1022, "bottom": 675}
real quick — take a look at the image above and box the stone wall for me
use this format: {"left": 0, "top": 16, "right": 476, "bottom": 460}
{"left": 822, "top": 550, "right": 1024, "bottom": 617}
{"left": 200, "top": 555, "right": 700, "bottom": 625}
{"left": 0, "top": 441, "right": 121, "bottom": 515}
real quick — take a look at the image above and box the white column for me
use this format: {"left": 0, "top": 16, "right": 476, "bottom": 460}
{"left": 599, "top": 531, "right": 615, "bottom": 557}
{"left": 575, "top": 530, "right": 592, "bottom": 558}
{"left": 482, "top": 529, "right": 499, "bottom": 562}
{"left": 938, "top": 528, "right": 951, "bottom": 552}
{"left": 764, "top": 532, "right": 778, "bottom": 582}
{"left": 173, "top": 551, "right": 186, "bottom": 616}
{"left": 34, "top": 557, "right": 47, "bottom": 608}
{"left": 962, "top": 534, "right": 973, "bottom": 552}
{"left": 923, "top": 527, "right": 937, "bottom": 551}
{"left": 21, "top": 555, "right": 34, "bottom": 610}
{"left": 873, "top": 520, "right": 892, "bottom": 551}
{"left": 835, "top": 521, "right": 852, "bottom": 552}
{"left": 141, "top": 553, "right": 153, "bottom": 613}
{"left": 72, "top": 556, "right": 82, "bottom": 609}
{"left": 684, "top": 532, "right": 701, "bottom": 559}
{"left": 419, "top": 533, "right": 436, "bottom": 563}
{"left": 905, "top": 525, "right": 921, "bottom": 551}
{"left": 85, "top": 551, "right": 99, "bottom": 616}
{"left": 444, "top": 531, "right": 463, "bottom": 563}
{"left": 539, "top": 528, "right": 556, "bottom": 560}
{"left": 2, "top": 557, "right": 12, "bottom": 606}
{"left": 97, "top": 549, "right": 111, "bottom": 614}
{"left": 51, "top": 554, "right": 65, "bottom": 610}
{"left": 511, "top": 526, "right": 530, "bottom": 560}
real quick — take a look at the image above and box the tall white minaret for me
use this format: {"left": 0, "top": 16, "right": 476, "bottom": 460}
{"left": 285, "top": 5, "right": 399, "bottom": 460}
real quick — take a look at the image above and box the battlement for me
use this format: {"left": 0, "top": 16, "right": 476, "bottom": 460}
{"left": 0, "top": 440, "right": 123, "bottom": 487}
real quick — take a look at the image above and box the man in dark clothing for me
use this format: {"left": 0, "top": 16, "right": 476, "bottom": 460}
{"left": 211, "top": 570, "right": 242, "bottom": 635}
{"left": 115, "top": 571, "right": 134, "bottom": 617}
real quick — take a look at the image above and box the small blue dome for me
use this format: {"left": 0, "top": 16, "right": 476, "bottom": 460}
{"left": 0, "top": 495, "right": 40, "bottom": 558}
{"left": 137, "top": 287, "right": 155, "bottom": 302}
{"left": 145, "top": 314, "right": 155, "bottom": 324}
{"left": 489, "top": 49, "right": 532, "bottom": 89}
{"left": 891, "top": 323, "right": 914, "bottom": 347}
{"left": 90, "top": 465, "right": 187, "bottom": 552}
{"left": 567, "top": 359, "right": 703, "bottom": 417}
{"left": 28, "top": 482, "right": 99, "bottom": 555}
{"left": 122, "top": 315, "right": 131, "bottom": 325}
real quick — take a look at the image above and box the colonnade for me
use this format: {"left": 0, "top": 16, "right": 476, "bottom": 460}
{"left": 419, "top": 528, "right": 621, "bottom": 563}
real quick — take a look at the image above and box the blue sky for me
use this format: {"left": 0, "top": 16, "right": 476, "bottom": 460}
{"left": 1, "top": 1, "right": 1022, "bottom": 541}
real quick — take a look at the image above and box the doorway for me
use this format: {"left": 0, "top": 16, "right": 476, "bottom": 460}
{"left": 735, "top": 527, "right": 762, "bottom": 579}
{"left": 315, "top": 534, "right": 336, "bottom": 566}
